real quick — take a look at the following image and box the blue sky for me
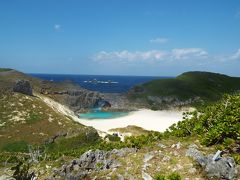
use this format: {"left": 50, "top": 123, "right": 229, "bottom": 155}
{"left": 1, "top": 0, "right": 240, "bottom": 76}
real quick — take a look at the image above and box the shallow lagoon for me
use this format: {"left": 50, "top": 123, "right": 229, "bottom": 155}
{"left": 79, "top": 111, "right": 129, "bottom": 119}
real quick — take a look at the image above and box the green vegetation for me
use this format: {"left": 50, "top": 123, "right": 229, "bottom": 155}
{"left": 104, "top": 134, "right": 121, "bottom": 141}
{"left": 44, "top": 131, "right": 162, "bottom": 160}
{"left": 46, "top": 131, "right": 100, "bottom": 153}
{"left": 166, "top": 93, "right": 240, "bottom": 162}
{"left": 154, "top": 172, "right": 181, "bottom": 180}
{"left": 130, "top": 71, "right": 240, "bottom": 107}
{"left": 167, "top": 172, "right": 182, "bottom": 180}
{"left": 2, "top": 141, "right": 29, "bottom": 153}
{"left": 0, "top": 68, "right": 12, "bottom": 72}
{"left": 154, "top": 174, "right": 166, "bottom": 180}
{"left": 1, "top": 69, "right": 240, "bottom": 178}
{"left": 25, "top": 112, "right": 42, "bottom": 124}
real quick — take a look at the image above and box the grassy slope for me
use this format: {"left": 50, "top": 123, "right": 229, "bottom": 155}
{"left": 130, "top": 71, "right": 240, "bottom": 103}
{"left": 0, "top": 70, "right": 99, "bottom": 153}
{"left": 0, "top": 92, "right": 95, "bottom": 152}
{"left": 0, "top": 68, "right": 12, "bottom": 72}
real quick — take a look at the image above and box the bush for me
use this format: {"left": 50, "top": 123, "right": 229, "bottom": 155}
{"left": 105, "top": 134, "right": 121, "bottom": 142}
{"left": 154, "top": 172, "right": 181, "bottom": 180}
{"left": 166, "top": 94, "right": 240, "bottom": 148}
{"left": 167, "top": 172, "right": 181, "bottom": 180}
{"left": 154, "top": 173, "right": 165, "bottom": 180}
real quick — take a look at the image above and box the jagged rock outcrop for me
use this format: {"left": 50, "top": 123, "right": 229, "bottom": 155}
{"left": 40, "top": 87, "right": 104, "bottom": 112}
{"left": 13, "top": 80, "right": 33, "bottom": 96}
{"left": 186, "top": 147, "right": 238, "bottom": 179}
{"left": 48, "top": 148, "right": 137, "bottom": 179}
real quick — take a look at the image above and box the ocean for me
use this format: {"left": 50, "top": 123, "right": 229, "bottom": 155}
{"left": 30, "top": 74, "right": 171, "bottom": 93}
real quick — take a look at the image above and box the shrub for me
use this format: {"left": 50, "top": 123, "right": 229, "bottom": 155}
{"left": 154, "top": 172, "right": 181, "bottom": 180}
{"left": 167, "top": 172, "right": 181, "bottom": 180}
{"left": 105, "top": 134, "right": 121, "bottom": 142}
{"left": 154, "top": 173, "right": 165, "bottom": 180}
{"left": 166, "top": 94, "right": 240, "bottom": 148}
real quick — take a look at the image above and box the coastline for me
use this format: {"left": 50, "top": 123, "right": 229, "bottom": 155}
{"left": 38, "top": 93, "right": 187, "bottom": 134}
{"left": 76, "top": 109, "right": 185, "bottom": 133}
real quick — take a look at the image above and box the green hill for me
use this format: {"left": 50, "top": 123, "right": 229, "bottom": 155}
{"left": 129, "top": 71, "right": 240, "bottom": 108}
{"left": 0, "top": 69, "right": 100, "bottom": 154}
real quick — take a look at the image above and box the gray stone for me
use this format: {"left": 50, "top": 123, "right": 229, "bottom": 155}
{"left": 205, "top": 156, "right": 237, "bottom": 180}
{"left": 13, "top": 80, "right": 33, "bottom": 96}
{"left": 186, "top": 148, "right": 238, "bottom": 180}
{"left": 117, "top": 174, "right": 124, "bottom": 180}
{"left": 51, "top": 149, "right": 125, "bottom": 179}
{"left": 188, "top": 167, "right": 197, "bottom": 174}
{"left": 111, "top": 148, "right": 137, "bottom": 157}
{"left": 186, "top": 147, "right": 207, "bottom": 167}
{"left": 212, "top": 150, "right": 221, "bottom": 161}
{"left": 144, "top": 153, "right": 154, "bottom": 163}
{"left": 188, "top": 144, "right": 198, "bottom": 149}
{"left": 142, "top": 171, "right": 152, "bottom": 180}
{"left": 162, "top": 155, "right": 171, "bottom": 162}
{"left": 176, "top": 142, "right": 181, "bottom": 149}
{"left": 157, "top": 143, "right": 166, "bottom": 148}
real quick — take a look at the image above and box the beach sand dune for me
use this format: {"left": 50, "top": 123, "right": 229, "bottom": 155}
{"left": 77, "top": 109, "right": 184, "bottom": 133}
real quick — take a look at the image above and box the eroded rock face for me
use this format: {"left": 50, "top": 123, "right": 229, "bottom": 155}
{"left": 93, "top": 98, "right": 111, "bottom": 110}
{"left": 49, "top": 148, "right": 137, "bottom": 179}
{"left": 13, "top": 80, "right": 33, "bottom": 96}
{"left": 186, "top": 147, "right": 238, "bottom": 180}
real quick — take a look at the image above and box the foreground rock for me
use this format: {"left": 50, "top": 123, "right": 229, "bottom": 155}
{"left": 48, "top": 148, "right": 137, "bottom": 179}
{"left": 186, "top": 146, "right": 238, "bottom": 179}
{"left": 13, "top": 80, "right": 33, "bottom": 96}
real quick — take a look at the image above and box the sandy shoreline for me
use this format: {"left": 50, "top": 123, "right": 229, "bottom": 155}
{"left": 38, "top": 94, "right": 185, "bottom": 133}
{"left": 76, "top": 109, "right": 184, "bottom": 133}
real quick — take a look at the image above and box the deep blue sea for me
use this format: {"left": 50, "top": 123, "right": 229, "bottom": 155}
{"left": 30, "top": 74, "right": 171, "bottom": 93}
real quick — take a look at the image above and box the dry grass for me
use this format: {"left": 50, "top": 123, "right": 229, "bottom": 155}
{"left": 0, "top": 92, "right": 85, "bottom": 151}
{"left": 109, "top": 125, "right": 150, "bottom": 136}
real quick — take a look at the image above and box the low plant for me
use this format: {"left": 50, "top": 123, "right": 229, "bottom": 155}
{"left": 166, "top": 94, "right": 240, "bottom": 148}
{"left": 154, "top": 172, "right": 181, "bottom": 180}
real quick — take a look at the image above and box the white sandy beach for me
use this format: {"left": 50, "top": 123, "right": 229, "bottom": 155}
{"left": 39, "top": 95, "right": 185, "bottom": 133}
{"left": 77, "top": 109, "right": 184, "bottom": 133}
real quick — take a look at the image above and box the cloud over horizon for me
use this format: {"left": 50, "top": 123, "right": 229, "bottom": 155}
{"left": 230, "top": 49, "right": 240, "bottom": 60}
{"left": 93, "top": 48, "right": 209, "bottom": 63}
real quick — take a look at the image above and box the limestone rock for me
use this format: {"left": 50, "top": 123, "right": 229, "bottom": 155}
{"left": 186, "top": 147, "right": 238, "bottom": 179}
{"left": 142, "top": 171, "right": 152, "bottom": 180}
{"left": 186, "top": 147, "right": 207, "bottom": 167}
{"left": 51, "top": 148, "right": 132, "bottom": 179}
{"left": 13, "top": 80, "right": 32, "bottom": 96}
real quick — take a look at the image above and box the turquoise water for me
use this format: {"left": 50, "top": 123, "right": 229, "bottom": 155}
{"left": 79, "top": 111, "right": 129, "bottom": 119}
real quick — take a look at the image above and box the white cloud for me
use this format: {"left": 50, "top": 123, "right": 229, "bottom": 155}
{"left": 150, "top": 38, "right": 169, "bottom": 44}
{"left": 230, "top": 49, "right": 240, "bottom": 60}
{"left": 171, "top": 48, "right": 208, "bottom": 60}
{"left": 54, "top": 24, "right": 61, "bottom": 31}
{"left": 93, "top": 48, "right": 209, "bottom": 62}
{"left": 93, "top": 50, "right": 167, "bottom": 62}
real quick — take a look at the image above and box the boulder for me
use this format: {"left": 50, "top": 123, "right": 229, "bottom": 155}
{"left": 186, "top": 147, "right": 207, "bottom": 167}
{"left": 186, "top": 147, "right": 238, "bottom": 179}
{"left": 13, "top": 80, "right": 32, "bottom": 96}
